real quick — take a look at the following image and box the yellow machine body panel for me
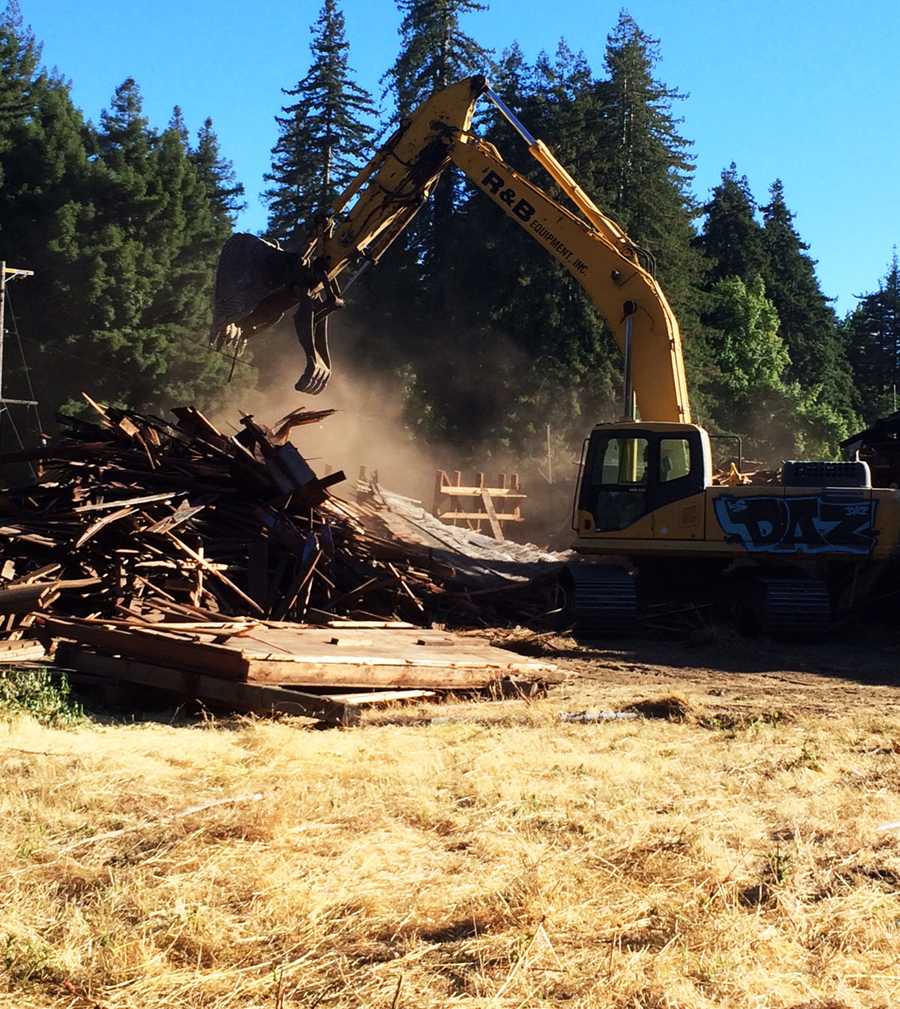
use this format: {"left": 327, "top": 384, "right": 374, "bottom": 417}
{"left": 449, "top": 139, "right": 690, "bottom": 424}
{"left": 574, "top": 421, "right": 900, "bottom": 563}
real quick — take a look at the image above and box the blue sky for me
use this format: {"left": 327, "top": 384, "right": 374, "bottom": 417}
{"left": 20, "top": 0, "right": 900, "bottom": 313}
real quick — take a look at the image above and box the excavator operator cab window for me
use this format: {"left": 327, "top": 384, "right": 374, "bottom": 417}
{"left": 600, "top": 437, "right": 648, "bottom": 485}
{"left": 660, "top": 437, "right": 691, "bottom": 482}
{"left": 586, "top": 436, "right": 649, "bottom": 531}
{"left": 579, "top": 429, "right": 705, "bottom": 534}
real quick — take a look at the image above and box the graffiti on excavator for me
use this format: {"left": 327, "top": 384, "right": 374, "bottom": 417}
{"left": 714, "top": 494, "right": 878, "bottom": 556}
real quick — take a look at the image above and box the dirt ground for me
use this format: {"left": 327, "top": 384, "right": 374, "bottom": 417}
{"left": 0, "top": 629, "right": 897, "bottom": 1009}
{"left": 491, "top": 625, "right": 900, "bottom": 722}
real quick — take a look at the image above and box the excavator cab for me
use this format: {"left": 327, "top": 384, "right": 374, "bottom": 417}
{"left": 575, "top": 422, "right": 711, "bottom": 538}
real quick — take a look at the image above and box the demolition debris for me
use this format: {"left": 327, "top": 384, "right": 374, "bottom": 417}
{"left": 0, "top": 397, "right": 563, "bottom": 720}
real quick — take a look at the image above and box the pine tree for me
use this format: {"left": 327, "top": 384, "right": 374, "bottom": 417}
{"left": 383, "top": 0, "right": 490, "bottom": 119}
{"left": 192, "top": 117, "right": 245, "bottom": 229}
{"left": 0, "top": 1, "right": 41, "bottom": 127}
{"left": 0, "top": 0, "right": 43, "bottom": 202}
{"left": 97, "top": 78, "right": 153, "bottom": 169}
{"left": 594, "top": 14, "right": 694, "bottom": 241}
{"left": 592, "top": 11, "right": 710, "bottom": 419}
{"left": 698, "top": 163, "right": 765, "bottom": 283}
{"left": 760, "top": 178, "right": 858, "bottom": 437}
{"left": 0, "top": 7, "right": 248, "bottom": 417}
{"left": 167, "top": 105, "right": 189, "bottom": 145}
{"left": 54, "top": 81, "right": 241, "bottom": 411}
{"left": 380, "top": 0, "right": 491, "bottom": 288}
{"left": 844, "top": 253, "right": 900, "bottom": 424}
{"left": 264, "top": 0, "right": 375, "bottom": 246}
{"left": 0, "top": 4, "right": 94, "bottom": 413}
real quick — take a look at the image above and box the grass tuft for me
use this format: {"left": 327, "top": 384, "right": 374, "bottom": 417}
{"left": 0, "top": 666, "right": 81, "bottom": 726}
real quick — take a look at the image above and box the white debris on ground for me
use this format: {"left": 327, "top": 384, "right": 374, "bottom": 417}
{"left": 357, "top": 480, "right": 571, "bottom": 587}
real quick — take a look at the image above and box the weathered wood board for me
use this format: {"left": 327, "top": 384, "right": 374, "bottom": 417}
{"left": 42, "top": 613, "right": 560, "bottom": 702}
{"left": 41, "top": 617, "right": 560, "bottom": 692}
{"left": 57, "top": 645, "right": 437, "bottom": 726}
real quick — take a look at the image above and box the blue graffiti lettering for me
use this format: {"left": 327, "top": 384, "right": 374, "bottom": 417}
{"left": 713, "top": 494, "right": 878, "bottom": 555}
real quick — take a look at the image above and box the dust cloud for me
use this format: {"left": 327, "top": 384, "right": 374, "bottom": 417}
{"left": 210, "top": 337, "right": 440, "bottom": 505}
{"left": 209, "top": 325, "right": 582, "bottom": 547}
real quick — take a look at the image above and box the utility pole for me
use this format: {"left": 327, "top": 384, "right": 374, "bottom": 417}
{"left": 0, "top": 263, "right": 36, "bottom": 406}
{"left": 546, "top": 423, "right": 553, "bottom": 485}
{"left": 0, "top": 263, "right": 39, "bottom": 463}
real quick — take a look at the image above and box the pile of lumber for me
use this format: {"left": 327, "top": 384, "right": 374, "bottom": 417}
{"left": 0, "top": 397, "right": 565, "bottom": 636}
{"left": 42, "top": 615, "right": 561, "bottom": 726}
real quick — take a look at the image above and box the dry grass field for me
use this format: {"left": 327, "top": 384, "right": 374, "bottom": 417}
{"left": 0, "top": 631, "right": 898, "bottom": 1008}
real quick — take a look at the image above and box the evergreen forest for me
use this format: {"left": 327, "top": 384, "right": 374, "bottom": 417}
{"left": 0, "top": 0, "right": 897, "bottom": 464}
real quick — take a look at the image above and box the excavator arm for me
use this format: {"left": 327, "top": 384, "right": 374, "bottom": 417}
{"left": 211, "top": 75, "right": 691, "bottom": 423}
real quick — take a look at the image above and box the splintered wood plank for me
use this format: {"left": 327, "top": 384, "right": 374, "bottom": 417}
{"left": 166, "top": 534, "right": 264, "bottom": 615}
{"left": 57, "top": 646, "right": 358, "bottom": 726}
{"left": 37, "top": 616, "right": 249, "bottom": 679}
{"left": 315, "top": 620, "right": 418, "bottom": 629}
{"left": 437, "top": 511, "right": 524, "bottom": 522}
{"left": 246, "top": 661, "right": 539, "bottom": 690}
{"left": 75, "top": 506, "right": 136, "bottom": 548}
{"left": 478, "top": 490, "right": 506, "bottom": 544}
{"left": 0, "top": 583, "right": 55, "bottom": 614}
{"left": 170, "top": 405, "right": 225, "bottom": 442}
{"left": 438, "top": 487, "right": 527, "bottom": 498}
{"left": 74, "top": 492, "right": 178, "bottom": 513}
{"left": 142, "top": 503, "right": 206, "bottom": 535}
{"left": 316, "top": 689, "right": 436, "bottom": 706}
{"left": 0, "top": 640, "right": 46, "bottom": 662}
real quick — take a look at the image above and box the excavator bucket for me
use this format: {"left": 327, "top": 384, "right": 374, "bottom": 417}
{"left": 209, "top": 234, "right": 301, "bottom": 351}
{"left": 209, "top": 75, "right": 487, "bottom": 395}
{"left": 209, "top": 233, "right": 340, "bottom": 394}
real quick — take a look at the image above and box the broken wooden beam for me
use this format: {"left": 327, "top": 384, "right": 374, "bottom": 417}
{"left": 56, "top": 645, "right": 360, "bottom": 726}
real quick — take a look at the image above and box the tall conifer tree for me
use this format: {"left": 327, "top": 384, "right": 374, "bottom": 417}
{"left": 0, "top": 3, "right": 96, "bottom": 412}
{"left": 844, "top": 253, "right": 900, "bottom": 423}
{"left": 0, "top": 11, "right": 247, "bottom": 416}
{"left": 383, "top": 0, "right": 490, "bottom": 118}
{"left": 593, "top": 11, "right": 709, "bottom": 416}
{"left": 760, "top": 179, "right": 858, "bottom": 431}
{"left": 51, "top": 80, "right": 241, "bottom": 410}
{"left": 0, "top": 1, "right": 41, "bottom": 133}
{"left": 698, "top": 164, "right": 765, "bottom": 283}
{"left": 594, "top": 14, "right": 696, "bottom": 263}
{"left": 381, "top": 0, "right": 491, "bottom": 286}
{"left": 192, "top": 118, "right": 245, "bottom": 229}
{"left": 264, "top": 0, "right": 375, "bottom": 246}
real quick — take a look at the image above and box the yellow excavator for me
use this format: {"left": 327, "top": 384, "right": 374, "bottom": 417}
{"left": 212, "top": 75, "right": 900, "bottom": 635}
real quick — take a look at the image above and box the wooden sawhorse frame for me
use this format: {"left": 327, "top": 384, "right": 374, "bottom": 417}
{"left": 432, "top": 470, "right": 526, "bottom": 541}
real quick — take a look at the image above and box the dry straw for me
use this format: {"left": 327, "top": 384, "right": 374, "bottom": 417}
{"left": 0, "top": 677, "right": 897, "bottom": 1008}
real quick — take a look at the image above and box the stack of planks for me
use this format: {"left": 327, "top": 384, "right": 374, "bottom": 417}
{"left": 41, "top": 614, "right": 561, "bottom": 726}
{"left": 0, "top": 395, "right": 564, "bottom": 635}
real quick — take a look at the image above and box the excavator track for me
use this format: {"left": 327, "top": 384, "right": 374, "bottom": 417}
{"left": 568, "top": 564, "right": 638, "bottom": 637}
{"left": 744, "top": 577, "right": 832, "bottom": 637}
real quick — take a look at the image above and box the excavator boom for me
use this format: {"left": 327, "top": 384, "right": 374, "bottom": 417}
{"left": 210, "top": 75, "right": 690, "bottom": 423}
